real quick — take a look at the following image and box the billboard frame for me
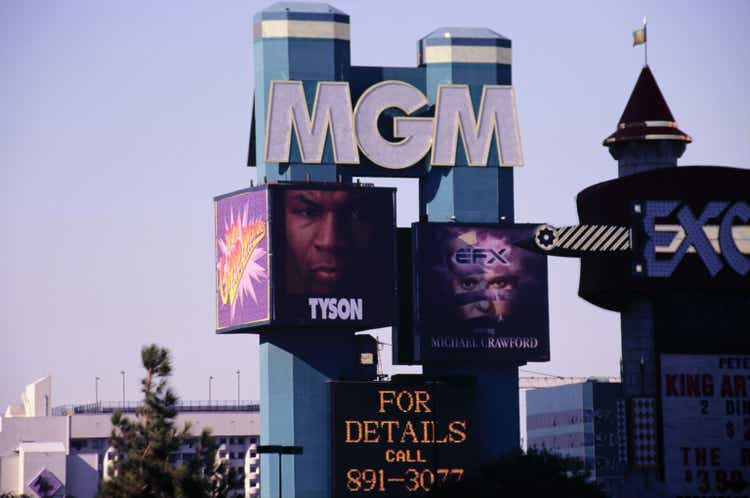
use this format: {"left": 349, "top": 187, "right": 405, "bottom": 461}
{"left": 409, "top": 221, "right": 550, "bottom": 364}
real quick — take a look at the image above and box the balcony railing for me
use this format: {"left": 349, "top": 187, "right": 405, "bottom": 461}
{"left": 51, "top": 400, "right": 259, "bottom": 416}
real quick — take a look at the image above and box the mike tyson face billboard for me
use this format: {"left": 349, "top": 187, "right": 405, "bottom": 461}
{"left": 274, "top": 185, "right": 396, "bottom": 328}
{"left": 412, "top": 223, "right": 549, "bottom": 362}
{"left": 215, "top": 184, "right": 396, "bottom": 333}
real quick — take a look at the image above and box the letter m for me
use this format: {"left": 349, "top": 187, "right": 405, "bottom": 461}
{"left": 432, "top": 84, "right": 523, "bottom": 167}
{"left": 264, "top": 81, "right": 359, "bottom": 164}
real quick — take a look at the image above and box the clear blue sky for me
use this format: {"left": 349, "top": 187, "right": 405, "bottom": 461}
{"left": 1, "top": 1, "right": 748, "bottom": 410}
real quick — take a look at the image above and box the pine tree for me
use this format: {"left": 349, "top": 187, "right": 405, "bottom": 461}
{"left": 431, "top": 448, "right": 607, "bottom": 498}
{"left": 98, "top": 345, "right": 237, "bottom": 498}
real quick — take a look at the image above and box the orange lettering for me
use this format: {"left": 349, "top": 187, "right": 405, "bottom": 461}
{"left": 448, "top": 420, "right": 467, "bottom": 444}
{"left": 414, "top": 390, "right": 432, "bottom": 413}
{"left": 378, "top": 390, "right": 396, "bottom": 413}
{"left": 363, "top": 420, "right": 380, "bottom": 443}
{"left": 346, "top": 420, "right": 362, "bottom": 443}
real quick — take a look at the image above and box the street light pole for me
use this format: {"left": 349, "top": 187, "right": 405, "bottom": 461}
{"left": 236, "top": 370, "right": 240, "bottom": 405}
{"left": 257, "top": 445, "right": 303, "bottom": 498}
{"left": 120, "top": 371, "right": 125, "bottom": 406}
{"left": 209, "top": 376, "right": 214, "bottom": 405}
{"left": 95, "top": 376, "right": 100, "bottom": 406}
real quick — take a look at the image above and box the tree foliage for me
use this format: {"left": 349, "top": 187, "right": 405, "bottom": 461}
{"left": 431, "top": 448, "right": 606, "bottom": 498}
{"left": 97, "top": 345, "right": 238, "bottom": 498}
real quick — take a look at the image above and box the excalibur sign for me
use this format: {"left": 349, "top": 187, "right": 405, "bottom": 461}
{"left": 530, "top": 200, "right": 750, "bottom": 278}
{"left": 264, "top": 81, "right": 523, "bottom": 169}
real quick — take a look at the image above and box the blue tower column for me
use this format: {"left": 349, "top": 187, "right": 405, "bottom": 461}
{"left": 252, "top": 4, "right": 357, "bottom": 497}
{"left": 417, "top": 28, "right": 521, "bottom": 458}
{"left": 260, "top": 330, "right": 363, "bottom": 498}
{"left": 253, "top": 2, "right": 351, "bottom": 183}
{"left": 419, "top": 28, "right": 515, "bottom": 224}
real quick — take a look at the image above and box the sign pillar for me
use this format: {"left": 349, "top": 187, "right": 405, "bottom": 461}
{"left": 420, "top": 28, "right": 515, "bottom": 223}
{"left": 253, "top": 3, "right": 351, "bottom": 183}
{"left": 419, "top": 28, "right": 522, "bottom": 457}
{"left": 260, "top": 331, "right": 363, "bottom": 498}
{"left": 247, "top": 3, "right": 530, "bottom": 495}
{"left": 253, "top": 5, "right": 355, "bottom": 497}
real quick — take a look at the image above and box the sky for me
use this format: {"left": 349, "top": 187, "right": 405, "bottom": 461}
{"left": 1, "top": 1, "right": 749, "bottom": 414}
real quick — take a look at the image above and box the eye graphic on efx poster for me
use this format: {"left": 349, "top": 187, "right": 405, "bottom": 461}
{"left": 413, "top": 223, "right": 549, "bottom": 362}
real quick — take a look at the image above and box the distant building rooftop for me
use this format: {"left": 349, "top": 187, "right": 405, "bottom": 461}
{"left": 51, "top": 400, "right": 259, "bottom": 417}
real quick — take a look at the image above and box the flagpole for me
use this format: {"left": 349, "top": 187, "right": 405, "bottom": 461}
{"left": 633, "top": 17, "right": 648, "bottom": 67}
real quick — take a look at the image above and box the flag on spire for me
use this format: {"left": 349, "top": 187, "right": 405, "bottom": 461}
{"left": 633, "top": 17, "right": 647, "bottom": 46}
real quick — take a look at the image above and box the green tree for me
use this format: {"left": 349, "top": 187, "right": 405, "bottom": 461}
{"left": 432, "top": 448, "right": 606, "bottom": 498}
{"left": 98, "top": 345, "right": 238, "bottom": 498}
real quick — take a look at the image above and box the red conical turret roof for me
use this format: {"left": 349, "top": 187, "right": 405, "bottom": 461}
{"left": 603, "top": 66, "right": 691, "bottom": 145}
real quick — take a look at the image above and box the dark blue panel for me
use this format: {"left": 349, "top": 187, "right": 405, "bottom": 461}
{"left": 257, "top": 12, "right": 350, "bottom": 23}
{"left": 423, "top": 37, "right": 511, "bottom": 48}
{"left": 288, "top": 39, "right": 349, "bottom": 80}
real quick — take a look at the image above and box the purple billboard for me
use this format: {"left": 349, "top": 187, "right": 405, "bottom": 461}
{"left": 215, "top": 188, "right": 270, "bottom": 332}
{"left": 413, "top": 223, "right": 549, "bottom": 362}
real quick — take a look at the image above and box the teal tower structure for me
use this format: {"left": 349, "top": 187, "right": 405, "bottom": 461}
{"left": 418, "top": 27, "right": 516, "bottom": 223}
{"left": 250, "top": 3, "right": 525, "bottom": 496}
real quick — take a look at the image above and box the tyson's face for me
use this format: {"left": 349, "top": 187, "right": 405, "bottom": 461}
{"left": 284, "top": 190, "right": 374, "bottom": 294}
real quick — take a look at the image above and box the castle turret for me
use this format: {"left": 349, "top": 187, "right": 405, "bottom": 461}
{"left": 603, "top": 66, "right": 691, "bottom": 177}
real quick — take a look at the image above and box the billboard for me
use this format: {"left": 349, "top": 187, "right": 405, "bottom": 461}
{"left": 331, "top": 379, "right": 477, "bottom": 498}
{"left": 271, "top": 185, "right": 396, "bottom": 328}
{"left": 215, "top": 184, "right": 396, "bottom": 332}
{"left": 215, "top": 188, "right": 270, "bottom": 331}
{"left": 661, "top": 354, "right": 750, "bottom": 497}
{"left": 413, "top": 223, "right": 549, "bottom": 362}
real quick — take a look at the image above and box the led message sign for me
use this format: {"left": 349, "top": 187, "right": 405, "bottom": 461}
{"left": 412, "top": 223, "right": 549, "bottom": 362}
{"left": 264, "top": 80, "right": 523, "bottom": 169}
{"left": 661, "top": 354, "right": 750, "bottom": 497}
{"left": 331, "top": 380, "right": 477, "bottom": 497}
{"left": 633, "top": 200, "right": 750, "bottom": 278}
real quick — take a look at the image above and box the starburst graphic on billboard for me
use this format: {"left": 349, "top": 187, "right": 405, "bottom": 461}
{"left": 217, "top": 204, "right": 267, "bottom": 320}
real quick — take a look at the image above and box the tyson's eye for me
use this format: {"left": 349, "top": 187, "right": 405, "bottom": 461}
{"left": 294, "top": 208, "right": 321, "bottom": 218}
